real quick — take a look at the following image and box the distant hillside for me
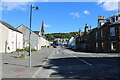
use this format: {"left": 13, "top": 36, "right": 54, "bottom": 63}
{"left": 45, "top": 32, "right": 78, "bottom": 41}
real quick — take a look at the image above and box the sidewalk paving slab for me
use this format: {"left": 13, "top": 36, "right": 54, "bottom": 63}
{"left": 2, "top": 48, "right": 54, "bottom": 78}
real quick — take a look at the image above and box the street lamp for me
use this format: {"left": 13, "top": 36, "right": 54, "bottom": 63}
{"left": 29, "top": 4, "right": 39, "bottom": 67}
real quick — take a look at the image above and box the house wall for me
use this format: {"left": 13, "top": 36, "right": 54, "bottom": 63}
{"left": 16, "top": 32, "right": 23, "bottom": 49}
{"left": 91, "top": 24, "right": 120, "bottom": 53}
{"left": 17, "top": 25, "right": 42, "bottom": 50}
{"left": 39, "top": 37, "right": 50, "bottom": 47}
{"left": 17, "top": 25, "right": 29, "bottom": 48}
{"left": 0, "top": 23, "right": 8, "bottom": 53}
{"left": 7, "top": 29, "right": 17, "bottom": 52}
{"left": 31, "top": 32, "right": 39, "bottom": 50}
{"left": 75, "top": 23, "right": 120, "bottom": 53}
{"left": 0, "top": 23, "right": 23, "bottom": 53}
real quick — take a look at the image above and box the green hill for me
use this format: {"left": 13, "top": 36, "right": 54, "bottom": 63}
{"left": 45, "top": 32, "right": 78, "bottom": 41}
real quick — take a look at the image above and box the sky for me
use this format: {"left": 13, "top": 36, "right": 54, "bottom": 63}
{"left": 0, "top": 0, "right": 119, "bottom": 34}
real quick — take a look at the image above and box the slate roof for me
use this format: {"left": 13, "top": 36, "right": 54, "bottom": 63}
{"left": 0, "top": 20, "right": 22, "bottom": 33}
{"left": 33, "top": 31, "right": 40, "bottom": 35}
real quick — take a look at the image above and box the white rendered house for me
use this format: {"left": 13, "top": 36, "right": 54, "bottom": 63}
{"left": 0, "top": 20, "right": 23, "bottom": 53}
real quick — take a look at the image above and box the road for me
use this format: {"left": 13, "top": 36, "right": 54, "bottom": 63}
{"left": 36, "top": 47, "right": 120, "bottom": 79}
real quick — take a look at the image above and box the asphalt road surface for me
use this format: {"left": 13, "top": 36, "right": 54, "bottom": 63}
{"left": 36, "top": 47, "right": 120, "bottom": 79}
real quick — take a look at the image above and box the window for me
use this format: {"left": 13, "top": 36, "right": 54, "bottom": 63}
{"left": 101, "top": 42, "right": 104, "bottom": 50}
{"left": 96, "top": 42, "right": 99, "bottom": 50}
{"left": 102, "top": 43, "right": 103, "bottom": 48}
{"left": 85, "top": 37, "right": 87, "bottom": 41}
{"left": 111, "top": 41, "right": 116, "bottom": 50}
{"left": 110, "top": 17, "right": 115, "bottom": 23}
{"left": 110, "top": 27, "right": 115, "bottom": 36}
{"left": 96, "top": 32, "right": 98, "bottom": 39}
{"left": 101, "top": 30, "right": 103, "bottom": 37}
{"left": 96, "top": 42, "right": 98, "bottom": 48}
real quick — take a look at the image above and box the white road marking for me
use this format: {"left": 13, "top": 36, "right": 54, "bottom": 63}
{"left": 80, "top": 59, "right": 93, "bottom": 66}
{"left": 63, "top": 49, "right": 94, "bottom": 67}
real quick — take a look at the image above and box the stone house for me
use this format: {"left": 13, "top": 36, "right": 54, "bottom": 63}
{"left": 91, "top": 15, "right": 120, "bottom": 53}
{"left": 75, "top": 24, "right": 91, "bottom": 52}
{"left": 75, "top": 14, "right": 120, "bottom": 53}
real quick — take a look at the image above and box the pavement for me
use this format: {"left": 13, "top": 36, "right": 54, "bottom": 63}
{"left": 2, "top": 47, "right": 55, "bottom": 78}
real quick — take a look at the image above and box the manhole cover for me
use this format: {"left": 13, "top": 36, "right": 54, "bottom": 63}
{"left": 12, "top": 69, "right": 24, "bottom": 72}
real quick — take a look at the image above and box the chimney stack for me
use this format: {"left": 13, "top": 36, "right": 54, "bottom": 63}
{"left": 79, "top": 28, "right": 82, "bottom": 36}
{"left": 85, "top": 24, "right": 88, "bottom": 33}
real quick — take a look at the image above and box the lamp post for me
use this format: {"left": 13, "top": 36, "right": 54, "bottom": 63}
{"left": 29, "top": 4, "right": 39, "bottom": 67}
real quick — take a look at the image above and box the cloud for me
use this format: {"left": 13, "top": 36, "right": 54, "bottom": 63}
{"left": 1, "top": 0, "right": 35, "bottom": 2}
{"left": 1, "top": 0, "right": 49, "bottom": 2}
{"left": 0, "top": 0, "right": 49, "bottom": 11}
{"left": 83, "top": 10, "right": 90, "bottom": 14}
{"left": 98, "top": 0, "right": 119, "bottom": 11}
{"left": 0, "top": 2, "right": 30, "bottom": 11}
{"left": 69, "top": 12, "right": 80, "bottom": 18}
{"left": 44, "top": 24, "right": 51, "bottom": 27}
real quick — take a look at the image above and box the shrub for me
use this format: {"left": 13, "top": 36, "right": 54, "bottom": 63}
{"left": 11, "top": 51, "right": 17, "bottom": 53}
{"left": 24, "top": 47, "right": 29, "bottom": 52}
{"left": 24, "top": 47, "right": 36, "bottom": 52}
{"left": 16, "top": 49, "right": 23, "bottom": 52}
{"left": 31, "top": 48, "right": 37, "bottom": 52}
{"left": 41, "top": 46, "right": 46, "bottom": 48}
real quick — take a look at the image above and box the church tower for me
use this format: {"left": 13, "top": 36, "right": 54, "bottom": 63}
{"left": 41, "top": 20, "right": 44, "bottom": 37}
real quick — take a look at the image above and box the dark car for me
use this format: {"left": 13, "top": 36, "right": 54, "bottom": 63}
{"left": 53, "top": 45, "right": 57, "bottom": 48}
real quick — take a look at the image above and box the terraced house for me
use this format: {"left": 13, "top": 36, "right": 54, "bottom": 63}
{"left": 75, "top": 14, "right": 120, "bottom": 53}
{"left": 0, "top": 20, "right": 23, "bottom": 53}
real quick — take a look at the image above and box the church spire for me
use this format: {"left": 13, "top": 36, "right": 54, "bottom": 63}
{"left": 41, "top": 20, "right": 44, "bottom": 37}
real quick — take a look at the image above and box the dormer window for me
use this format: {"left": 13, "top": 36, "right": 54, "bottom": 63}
{"left": 110, "top": 17, "right": 115, "bottom": 23}
{"left": 98, "top": 22, "right": 101, "bottom": 27}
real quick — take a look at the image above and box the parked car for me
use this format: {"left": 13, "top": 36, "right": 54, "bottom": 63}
{"left": 53, "top": 45, "right": 57, "bottom": 48}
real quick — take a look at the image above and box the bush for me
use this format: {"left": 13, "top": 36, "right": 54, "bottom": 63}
{"left": 11, "top": 51, "right": 17, "bottom": 53}
{"left": 24, "top": 47, "right": 29, "bottom": 52}
{"left": 11, "top": 48, "right": 36, "bottom": 53}
{"left": 16, "top": 49, "right": 23, "bottom": 52}
{"left": 24, "top": 47, "right": 36, "bottom": 52}
{"left": 41, "top": 46, "right": 46, "bottom": 48}
{"left": 31, "top": 48, "right": 37, "bottom": 52}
